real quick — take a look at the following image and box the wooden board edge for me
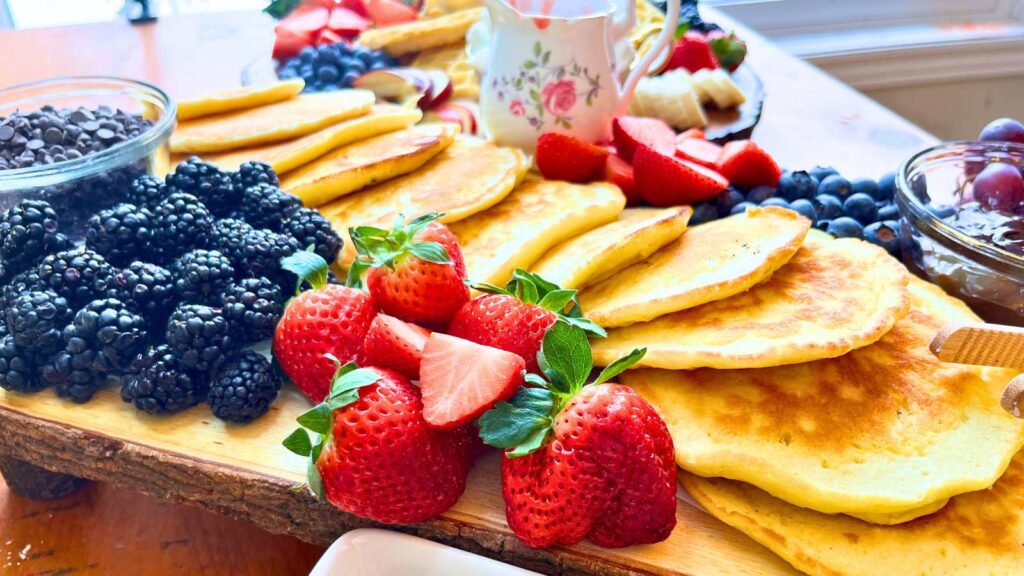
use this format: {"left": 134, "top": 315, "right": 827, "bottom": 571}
{"left": 0, "top": 406, "right": 673, "bottom": 576}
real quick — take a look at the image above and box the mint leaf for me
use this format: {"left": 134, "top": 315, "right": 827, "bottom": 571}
{"left": 282, "top": 428, "right": 312, "bottom": 456}
{"left": 281, "top": 250, "right": 329, "bottom": 291}
{"left": 594, "top": 348, "right": 646, "bottom": 385}
{"left": 408, "top": 241, "right": 451, "bottom": 264}
{"left": 537, "top": 289, "right": 576, "bottom": 313}
{"left": 541, "top": 322, "right": 593, "bottom": 394}
{"left": 297, "top": 403, "right": 332, "bottom": 434}
{"left": 478, "top": 388, "right": 555, "bottom": 452}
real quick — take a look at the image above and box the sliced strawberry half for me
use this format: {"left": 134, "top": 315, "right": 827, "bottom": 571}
{"left": 605, "top": 154, "right": 640, "bottom": 205}
{"left": 363, "top": 313, "right": 431, "bottom": 380}
{"left": 612, "top": 116, "right": 676, "bottom": 162}
{"left": 716, "top": 140, "right": 782, "bottom": 188}
{"left": 536, "top": 132, "right": 610, "bottom": 183}
{"left": 676, "top": 128, "right": 706, "bottom": 142}
{"left": 420, "top": 333, "right": 525, "bottom": 430}
{"left": 676, "top": 138, "right": 723, "bottom": 169}
{"left": 635, "top": 144, "right": 729, "bottom": 206}
{"left": 364, "top": 0, "right": 419, "bottom": 27}
{"left": 326, "top": 6, "right": 370, "bottom": 39}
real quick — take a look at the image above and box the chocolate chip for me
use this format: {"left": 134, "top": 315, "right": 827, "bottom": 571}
{"left": 96, "top": 128, "right": 115, "bottom": 141}
{"left": 0, "top": 125, "right": 13, "bottom": 141}
{"left": 26, "top": 139, "right": 45, "bottom": 151}
{"left": 43, "top": 127, "right": 63, "bottom": 144}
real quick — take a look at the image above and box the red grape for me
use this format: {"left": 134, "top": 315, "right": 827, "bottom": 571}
{"left": 979, "top": 118, "right": 1024, "bottom": 144}
{"left": 973, "top": 162, "right": 1024, "bottom": 211}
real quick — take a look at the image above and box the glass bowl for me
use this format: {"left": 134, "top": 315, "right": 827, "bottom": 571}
{"left": 896, "top": 140, "right": 1024, "bottom": 325}
{"left": 0, "top": 76, "right": 176, "bottom": 237}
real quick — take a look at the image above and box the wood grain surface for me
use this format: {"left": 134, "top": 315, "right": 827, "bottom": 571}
{"left": 0, "top": 7, "right": 939, "bottom": 576}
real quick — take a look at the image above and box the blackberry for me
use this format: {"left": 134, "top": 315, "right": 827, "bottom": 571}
{"left": 207, "top": 350, "right": 280, "bottom": 423}
{"left": 84, "top": 203, "right": 155, "bottom": 266}
{"left": 5, "top": 290, "right": 71, "bottom": 354}
{"left": 173, "top": 249, "right": 235, "bottom": 304}
{"left": 0, "top": 199, "right": 69, "bottom": 273}
{"left": 121, "top": 344, "right": 209, "bottom": 414}
{"left": 127, "top": 174, "right": 167, "bottom": 208}
{"left": 111, "top": 261, "right": 177, "bottom": 324}
{"left": 0, "top": 335, "right": 44, "bottom": 393}
{"left": 241, "top": 183, "right": 302, "bottom": 230}
{"left": 37, "top": 248, "right": 117, "bottom": 307}
{"left": 166, "top": 156, "right": 238, "bottom": 216}
{"left": 165, "top": 304, "right": 234, "bottom": 371}
{"left": 218, "top": 277, "right": 283, "bottom": 343}
{"left": 209, "top": 218, "right": 256, "bottom": 268}
{"left": 152, "top": 193, "right": 213, "bottom": 261}
{"left": 280, "top": 207, "right": 343, "bottom": 263}
{"left": 2, "top": 269, "right": 44, "bottom": 309}
{"left": 231, "top": 161, "right": 280, "bottom": 194}
{"left": 240, "top": 229, "right": 301, "bottom": 290}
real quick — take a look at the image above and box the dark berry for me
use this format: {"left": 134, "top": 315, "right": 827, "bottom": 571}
{"left": 111, "top": 262, "right": 177, "bottom": 324}
{"left": 2, "top": 269, "right": 44, "bottom": 309}
{"left": 166, "top": 156, "right": 237, "bottom": 216}
{"left": 809, "top": 166, "right": 839, "bottom": 182}
{"left": 231, "top": 161, "right": 280, "bottom": 194}
{"left": 815, "top": 218, "right": 832, "bottom": 232}
{"left": 864, "top": 221, "right": 901, "bottom": 256}
{"left": 241, "top": 183, "right": 303, "bottom": 230}
{"left": 878, "top": 203, "right": 900, "bottom": 221}
{"left": 760, "top": 197, "right": 789, "bottom": 209}
{"left": 843, "top": 193, "right": 879, "bottom": 224}
{"left": 218, "top": 277, "right": 283, "bottom": 344}
{"left": 209, "top": 218, "right": 256, "bottom": 268}
{"left": 239, "top": 229, "right": 301, "bottom": 290}
{"left": 121, "top": 344, "right": 209, "bottom": 414}
{"left": 37, "top": 248, "right": 117, "bottom": 307}
{"left": 826, "top": 217, "right": 864, "bottom": 239}
{"left": 280, "top": 207, "right": 343, "bottom": 263}
{"left": 0, "top": 335, "right": 44, "bottom": 393}
{"left": 152, "top": 193, "right": 214, "bottom": 261}
{"left": 815, "top": 194, "right": 844, "bottom": 220}
{"left": 818, "top": 174, "right": 853, "bottom": 200}
{"left": 0, "top": 199, "right": 69, "bottom": 272}
{"left": 730, "top": 201, "right": 756, "bottom": 215}
{"left": 127, "top": 174, "right": 167, "bottom": 208}
{"left": 165, "top": 304, "right": 234, "bottom": 372}
{"left": 715, "top": 188, "right": 746, "bottom": 217}
{"left": 84, "top": 203, "right": 155, "bottom": 266}
{"left": 690, "top": 202, "right": 718, "bottom": 225}
{"left": 6, "top": 290, "right": 71, "bottom": 354}
{"left": 207, "top": 350, "right": 280, "bottom": 423}
{"left": 746, "top": 186, "right": 775, "bottom": 204}
{"left": 877, "top": 172, "right": 897, "bottom": 202}
{"left": 850, "top": 178, "right": 880, "bottom": 200}
{"left": 788, "top": 198, "right": 817, "bottom": 222}
{"left": 776, "top": 171, "right": 818, "bottom": 201}
{"left": 174, "top": 249, "right": 235, "bottom": 304}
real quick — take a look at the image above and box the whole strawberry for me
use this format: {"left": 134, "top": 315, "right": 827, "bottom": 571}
{"left": 349, "top": 212, "right": 469, "bottom": 330}
{"left": 447, "top": 271, "right": 605, "bottom": 374}
{"left": 274, "top": 250, "right": 377, "bottom": 402}
{"left": 479, "top": 323, "right": 676, "bottom": 549}
{"left": 283, "top": 363, "right": 475, "bottom": 524}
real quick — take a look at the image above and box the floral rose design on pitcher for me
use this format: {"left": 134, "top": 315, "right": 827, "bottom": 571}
{"left": 494, "top": 41, "right": 602, "bottom": 130}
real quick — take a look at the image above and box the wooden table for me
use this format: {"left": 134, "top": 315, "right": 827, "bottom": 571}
{"left": 0, "top": 7, "right": 938, "bottom": 576}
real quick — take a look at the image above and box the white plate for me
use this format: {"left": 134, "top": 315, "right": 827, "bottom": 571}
{"left": 309, "top": 528, "right": 543, "bottom": 576}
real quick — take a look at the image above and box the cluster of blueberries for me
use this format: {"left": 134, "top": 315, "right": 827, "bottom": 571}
{"left": 278, "top": 43, "right": 398, "bottom": 92}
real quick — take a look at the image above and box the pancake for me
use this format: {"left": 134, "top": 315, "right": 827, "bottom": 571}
{"left": 530, "top": 207, "right": 691, "bottom": 290}
{"left": 357, "top": 8, "right": 484, "bottom": 56}
{"left": 451, "top": 178, "right": 626, "bottom": 286}
{"left": 170, "top": 90, "right": 374, "bottom": 153}
{"left": 623, "top": 278, "right": 1024, "bottom": 519}
{"left": 196, "top": 105, "right": 421, "bottom": 174}
{"left": 681, "top": 447, "right": 1024, "bottom": 576}
{"left": 581, "top": 207, "right": 810, "bottom": 329}
{"left": 322, "top": 136, "right": 528, "bottom": 266}
{"left": 592, "top": 232, "right": 910, "bottom": 369}
{"left": 281, "top": 123, "right": 459, "bottom": 207}
{"left": 176, "top": 79, "right": 305, "bottom": 121}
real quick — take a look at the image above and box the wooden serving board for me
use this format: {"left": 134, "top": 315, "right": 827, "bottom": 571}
{"left": 0, "top": 386, "right": 798, "bottom": 576}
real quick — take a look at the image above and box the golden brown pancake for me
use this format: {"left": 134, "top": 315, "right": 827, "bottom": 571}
{"left": 281, "top": 123, "right": 459, "bottom": 207}
{"left": 176, "top": 79, "right": 305, "bottom": 121}
{"left": 171, "top": 90, "right": 374, "bottom": 153}
{"left": 624, "top": 278, "right": 1024, "bottom": 519}
{"left": 530, "top": 207, "right": 691, "bottom": 290}
{"left": 451, "top": 177, "right": 626, "bottom": 286}
{"left": 357, "top": 8, "right": 483, "bottom": 56}
{"left": 681, "top": 447, "right": 1024, "bottom": 576}
{"left": 581, "top": 207, "right": 810, "bottom": 329}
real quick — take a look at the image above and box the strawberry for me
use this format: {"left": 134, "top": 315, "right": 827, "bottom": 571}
{"left": 478, "top": 323, "right": 676, "bottom": 548}
{"left": 274, "top": 251, "right": 378, "bottom": 402}
{"left": 612, "top": 116, "right": 676, "bottom": 162}
{"left": 363, "top": 0, "right": 419, "bottom": 27}
{"left": 676, "top": 127, "right": 706, "bottom": 141}
{"left": 634, "top": 144, "right": 728, "bottom": 206}
{"left": 664, "top": 29, "right": 719, "bottom": 74}
{"left": 604, "top": 154, "right": 640, "bottom": 205}
{"left": 339, "top": 0, "right": 370, "bottom": 18}
{"left": 535, "top": 133, "right": 610, "bottom": 183}
{"left": 675, "top": 137, "right": 722, "bottom": 169}
{"left": 350, "top": 213, "right": 470, "bottom": 331}
{"left": 716, "top": 140, "right": 782, "bottom": 188}
{"left": 363, "top": 313, "right": 431, "bottom": 380}
{"left": 326, "top": 6, "right": 370, "bottom": 39}
{"left": 420, "top": 333, "right": 525, "bottom": 430}
{"left": 283, "top": 363, "right": 475, "bottom": 524}
{"left": 272, "top": 5, "right": 330, "bottom": 60}
{"left": 447, "top": 271, "right": 606, "bottom": 374}
{"left": 708, "top": 30, "right": 748, "bottom": 73}
{"left": 315, "top": 28, "right": 345, "bottom": 46}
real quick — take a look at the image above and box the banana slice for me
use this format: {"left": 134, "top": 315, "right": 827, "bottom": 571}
{"left": 690, "top": 69, "right": 714, "bottom": 104}
{"left": 710, "top": 69, "right": 747, "bottom": 108}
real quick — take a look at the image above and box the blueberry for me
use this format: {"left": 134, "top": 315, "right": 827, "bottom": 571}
{"left": 818, "top": 174, "right": 852, "bottom": 199}
{"left": 369, "top": 60, "right": 388, "bottom": 71}
{"left": 864, "top": 221, "right": 901, "bottom": 255}
{"left": 320, "top": 84, "right": 341, "bottom": 92}
{"left": 715, "top": 189, "right": 746, "bottom": 216}
{"left": 851, "top": 178, "right": 880, "bottom": 199}
{"left": 347, "top": 60, "right": 367, "bottom": 75}
{"left": 299, "top": 64, "right": 314, "bottom": 77}
{"left": 826, "top": 217, "right": 864, "bottom": 239}
{"left": 927, "top": 204, "right": 956, "bottom": 219}
{"left": 810, "top": 166, "right": 839, "bottom": 182}
{"left": 877, "top": 203, "right": 900, "bottom": 221}
{"left": 877, "top": 171, "right": 897, "bottom": 201}
{"left": 761, "top": 197, "right": 789, "bottom": 209}
{"left": 342, "top": 71, "right": 362, "bottom": 88}
{"left": 776, "top": 170, "right": 818, "bottom": 201}
{"left": 815, "top": 194, "right": 844, "bottom": 220}
{"left": 789, "top": 198, "right": 817, "bottom": 222}
{"left": 730, "top": 201, "right": 756, "bottom": 215}
{"left": 815, "top": 218, "right": 832, "bottom": 232}
{"left": 317, "top": 64, "right": 340, "bottom": 83}
{"left": 746, "top": 186, "right": 775, "bottom": 204}
{"left": 299, "top": 46, "right": 317, "bottom": 63}
{"left": 690, "top": 202, "right": 718, "bottom": 225}
{"left": 338, "top": 56, "right": 357, "bottom": 71}
{"left": 279, "top": 69, "right": 298, "bottom": 80}
{"left": 842, "top": 193, "right": 879, "bottom": 224}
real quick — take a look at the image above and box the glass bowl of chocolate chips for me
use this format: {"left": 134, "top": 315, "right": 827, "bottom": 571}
{"left": 0, "top": 76, "right": 175, "bottom": 236}
{"left": 897, "top": 133, "right": 1024, "bottom": 325}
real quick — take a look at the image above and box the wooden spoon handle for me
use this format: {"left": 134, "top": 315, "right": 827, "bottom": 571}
{"left": 930, "top": 322, "right": 1024, "bottom": 371}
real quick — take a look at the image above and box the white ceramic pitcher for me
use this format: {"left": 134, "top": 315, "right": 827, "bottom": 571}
{"left": 476, "top": 0, "right": 680, "bottom": 151}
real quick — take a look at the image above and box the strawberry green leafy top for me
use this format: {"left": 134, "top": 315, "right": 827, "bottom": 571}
{"left": 470, "top": 270, "right": 607, "bottom": 338}
{"left": 347, "top": 212, "right": 453, "bottom": 287}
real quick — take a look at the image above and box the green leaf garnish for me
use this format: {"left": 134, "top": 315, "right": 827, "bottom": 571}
{"left": 478, "top": 388, "right": 554, "bottom": 451}
{"left": 540, "top": 322, "right": 591, "bottom": 393}
{"left": 282, "top": 429, "right": 312, "bottom": 456}
{"left": 281, "top": 248, "right": 330, "bottom": 294}
{"left": 407, "top": 242, "right": 451, "bottom": 264}
{"left": 594, "top": 347, "right": 646, "bottom": 385}
{"left": 349, "top": 212, "right": 452, "bottom": 272}
{"left": 297, "top": 403, "right": 332, "bottom": 434}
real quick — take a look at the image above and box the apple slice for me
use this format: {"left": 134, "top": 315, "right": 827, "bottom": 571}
{"left": 354, "top": 68, "right": 431, "bottom": 106}
{"left": 426, "top": 100, "right": 478, "bottom": 134}
{"left": 422, "top": 70, "right": 453, "bottom": 111}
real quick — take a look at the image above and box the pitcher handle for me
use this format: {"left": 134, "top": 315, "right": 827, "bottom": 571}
{"left": 616, "top": 0, "right": 681, "bottom": 117}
